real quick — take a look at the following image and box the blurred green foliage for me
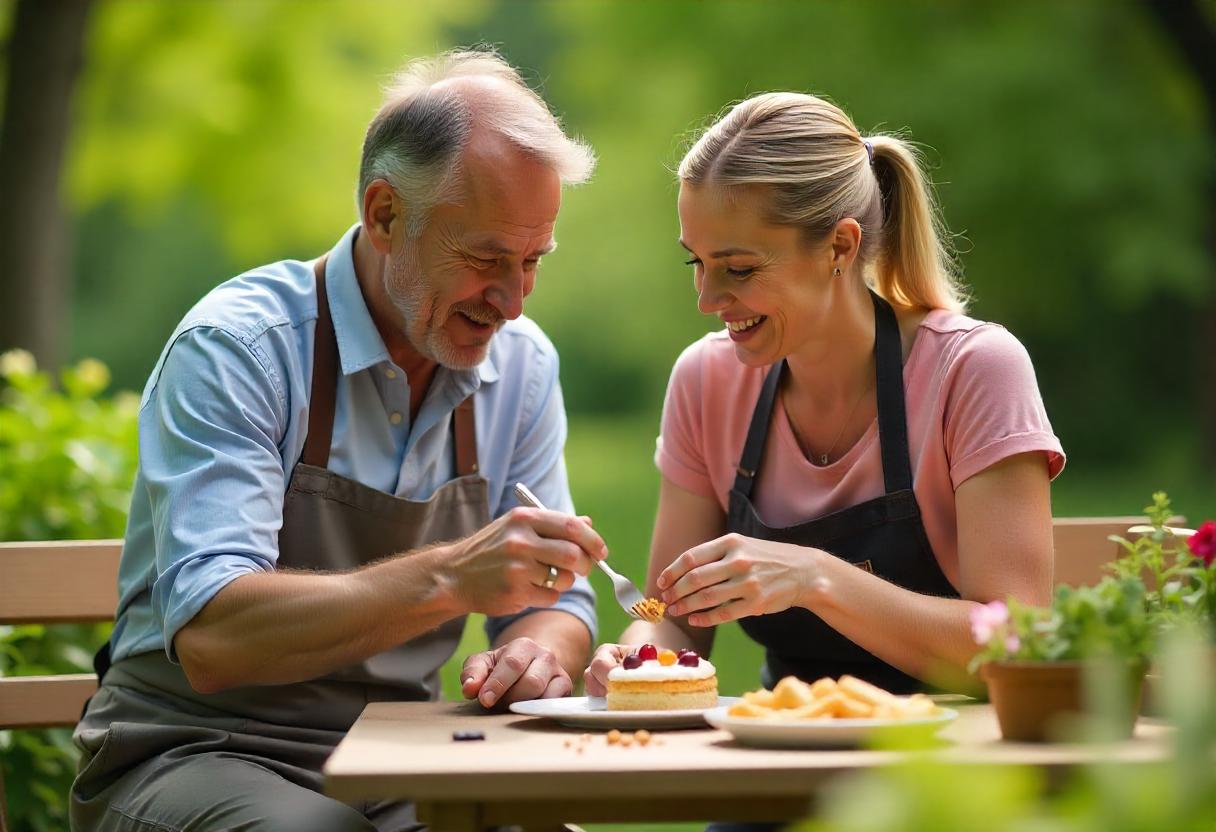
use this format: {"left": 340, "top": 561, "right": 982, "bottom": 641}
{"left": 0, "top": 352, "right": 138, "bottom": 832}
{"left": 41, "top": 0, "right": 1211, "bottom": 521}
{"left": 0, "top": 352, "right": 138, "bottom": 541}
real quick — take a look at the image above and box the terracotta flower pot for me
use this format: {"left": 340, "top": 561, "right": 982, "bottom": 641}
{"left": 981, "top": 660, "right": 1145, "bottom": 742}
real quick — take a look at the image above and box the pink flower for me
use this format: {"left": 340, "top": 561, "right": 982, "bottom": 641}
{"left": 1005, "top": 635, "right": 1021, "bottom": 654}
{"left": 1188, "top": 521, "right": 1216, "bottom": 567}
{"left": 970, "top": 600, "right": 1009, "bottom": 645}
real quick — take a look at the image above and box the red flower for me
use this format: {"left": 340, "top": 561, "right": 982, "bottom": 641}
{"left": 1188, "top": 521, "right": 1216, "bottom": 567}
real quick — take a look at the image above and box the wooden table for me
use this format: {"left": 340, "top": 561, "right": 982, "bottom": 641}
{"left": 323, "top": 702, "right": 1172, "bottom": 832}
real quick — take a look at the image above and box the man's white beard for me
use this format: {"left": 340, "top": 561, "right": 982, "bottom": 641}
{"left": 384, "top": 244, "right": 496, "bottom": 370}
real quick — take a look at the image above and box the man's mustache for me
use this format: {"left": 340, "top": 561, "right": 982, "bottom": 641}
{"left": 453, "top": 304, "right": 502, "bottom": 326}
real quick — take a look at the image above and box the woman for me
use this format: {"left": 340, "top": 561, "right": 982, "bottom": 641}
{"left": 586, "top": 92, "right": 1065, "bottom": 696}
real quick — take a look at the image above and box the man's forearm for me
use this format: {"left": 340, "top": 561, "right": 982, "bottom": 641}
{"left": 494, "top": 609, "right": 592, "bottom": 686}
{"left": 175, "top": 544, "right": 464, "bottom": 693}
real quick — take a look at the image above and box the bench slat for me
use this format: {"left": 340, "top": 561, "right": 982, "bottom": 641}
{"left": 0, "top": 540, "right": 122, "bottom": 624}
{"left": 0, "top": 673, "right": 98, "bottom": 729}
{"left": 1052, "top": 516, "right": 1184, "bottom": 588}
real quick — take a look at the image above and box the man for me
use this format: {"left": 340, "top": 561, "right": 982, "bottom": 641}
{"left": 72, "top": 49, "right": 601, "bottom": 832}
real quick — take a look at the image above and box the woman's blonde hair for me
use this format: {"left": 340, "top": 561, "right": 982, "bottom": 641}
{"left": 678, "top": 92, "right": 966, "bottom": 312}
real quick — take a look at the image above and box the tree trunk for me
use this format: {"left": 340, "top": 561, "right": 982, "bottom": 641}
{"left": 1140, "top": 0, "right": 1216, "bottom": 465}
{"left": 0, "top": 0, "right": 93, "bottom": 372}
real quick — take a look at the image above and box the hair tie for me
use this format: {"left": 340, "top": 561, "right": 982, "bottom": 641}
{"left": 864, "top": 140, "right": 874, "bottom": 164}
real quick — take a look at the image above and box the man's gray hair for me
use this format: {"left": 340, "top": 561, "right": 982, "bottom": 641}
{"left": 358, "top": 48, "right": 596, "bottom": 236}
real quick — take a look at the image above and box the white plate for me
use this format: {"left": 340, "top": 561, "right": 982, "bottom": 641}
{"left": 702, "top": 705, "right": 959, "bottom": 748}
{"left": 509, "top": 696, "right": 742, "bottom": 729}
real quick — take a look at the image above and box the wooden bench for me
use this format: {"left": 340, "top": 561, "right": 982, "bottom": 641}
{"left": 0, "top": 539, "right": 121, "bottom": 832}
{"left": 0, "top": 518, "right": 1181, "bottom": 828}
{"left": 1051, "top": 515, "right": 1186, "bottom": 588}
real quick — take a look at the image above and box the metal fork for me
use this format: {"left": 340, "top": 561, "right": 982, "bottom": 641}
{"left": 512, "top": 482, "right": 655, "bottom": 622}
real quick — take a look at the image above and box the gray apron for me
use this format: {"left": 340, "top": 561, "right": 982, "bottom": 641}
{"left": 71, "top": 256, "right": 490, "bottom": 832}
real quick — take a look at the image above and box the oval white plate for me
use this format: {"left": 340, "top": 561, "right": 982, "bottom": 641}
{"left": 509, "top": 695, "right": 742, "bottom": 729}
{"left": 702, "top": 705, "right": 959, "bottom": 748}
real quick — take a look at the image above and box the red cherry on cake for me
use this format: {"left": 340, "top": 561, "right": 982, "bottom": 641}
{"left": 622, "top": 653, "right": 643, "bottom": 670}
{"left": 637, "top": 643, "right": 659, "bottom": 661}
{"left": 677, "top": 651, "right": 700, "bottom": 667}
{"left": 676, "top": 648, "right": 694, "bottom": 658}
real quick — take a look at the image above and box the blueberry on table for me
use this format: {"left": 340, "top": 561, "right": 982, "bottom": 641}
{"left": 452, "top": 730, "right": 485, "bottom": 741}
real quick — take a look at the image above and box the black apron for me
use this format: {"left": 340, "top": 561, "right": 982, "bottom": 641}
{"left": 732, "top": 290, "right": 958, "bottom": 694}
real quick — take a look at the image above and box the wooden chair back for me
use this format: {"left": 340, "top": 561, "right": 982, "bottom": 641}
{"left": 1052, "top": 516, "right": 1186, "bottom": 588}
{"left": 0, "top": 539, "right": 122, "bottom": 832}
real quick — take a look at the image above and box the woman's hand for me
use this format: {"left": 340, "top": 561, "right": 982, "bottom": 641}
{"left": 583, "top": 642, "right": 636, "bottom": 697}
{"left": 657, "top": 533, "right": 826, "bottom": 626}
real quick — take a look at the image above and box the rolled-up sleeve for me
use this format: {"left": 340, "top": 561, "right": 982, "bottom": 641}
{"left": 942, "top": 324, "right": 1066, "bottom": 489}
{"left": 143, "top": 326, "right": 287, "bottom": 661}
{"left": 485, "top": 349, "right": 597, "bottom": 645}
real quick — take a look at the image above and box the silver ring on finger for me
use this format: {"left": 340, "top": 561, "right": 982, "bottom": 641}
{"left": 542, "top": 564, "right": 559, "bottom": 589}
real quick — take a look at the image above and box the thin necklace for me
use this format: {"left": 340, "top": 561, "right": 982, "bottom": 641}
{"left": 788, "top": 376, "right": 874, "bottom": 466}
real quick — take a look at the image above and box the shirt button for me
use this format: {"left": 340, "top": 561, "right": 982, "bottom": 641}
{"left": 384, "top": 367, "right": 398, "bottom": 379}
{"left": 390, "top": 412, "right": 403, "bottom": 425}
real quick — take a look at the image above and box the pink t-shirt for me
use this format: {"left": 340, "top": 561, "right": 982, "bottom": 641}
{"left": 655, "top": 309, "right": 1066, "bottom": 587}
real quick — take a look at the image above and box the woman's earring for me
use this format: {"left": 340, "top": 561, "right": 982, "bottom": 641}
{"left": 832, "top": 267, "right": 842, "bottom": 277}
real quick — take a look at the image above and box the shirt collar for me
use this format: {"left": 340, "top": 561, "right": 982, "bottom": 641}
{"left": 323, "top": 224, "right": 499, "bottom": 386}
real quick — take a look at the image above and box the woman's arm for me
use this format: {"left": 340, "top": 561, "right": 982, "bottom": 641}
{"left": 663, "top": 452, "right": 1053, "bottom": 689}
{"left": 584, "top": 476, "right": 725, "bottom": 694}
{"left": 807, "top": 452, "right": 1051, "bottom": 686}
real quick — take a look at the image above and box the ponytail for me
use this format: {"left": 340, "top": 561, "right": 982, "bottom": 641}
{"left": 868, "top": 136, "right": 966, "bottom": 312}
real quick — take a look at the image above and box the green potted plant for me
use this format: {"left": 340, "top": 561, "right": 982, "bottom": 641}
{"left": 968, "top": 576, "right": 1154, "bottom": 742}
{"left": 1107, "top": 492, "right": 1215, "bottom": 712}
{"left": 1107, "top": 493, "right": 1210, "bottom": 629}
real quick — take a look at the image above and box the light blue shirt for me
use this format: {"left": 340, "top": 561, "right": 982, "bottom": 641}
{"left": 110, "top": 224, "right": 596, "bottom": 664}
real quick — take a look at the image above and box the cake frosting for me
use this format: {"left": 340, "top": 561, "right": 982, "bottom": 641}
{"left": 608, "top": 660, "right": 716, "bottom": 682}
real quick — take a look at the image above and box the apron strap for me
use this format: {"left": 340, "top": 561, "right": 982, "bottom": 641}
{"left": 453, "top": 395, "right": 479, "bottom": 476}
{"left": 302, "top": 256, "right": 338, "bottom": 468}
{"left": 732, "top": 359, "right": 784, "bottom": 500}
{"left": 871, "top": 290, "right": 914, "bottom": 494}
{"left": 732, "top": 289, "right": 914, "bottom": 499}
{"left": 302, "top": 253, "right": 481, "bottom": 475}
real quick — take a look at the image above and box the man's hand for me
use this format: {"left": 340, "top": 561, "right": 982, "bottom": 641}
{"left": 444, "top": 507, "right": 606, "bottom": 617}
{"left": 460, "top": 637, "right": 572, "bottom": 709}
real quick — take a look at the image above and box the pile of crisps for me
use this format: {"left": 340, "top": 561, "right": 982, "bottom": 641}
{"left": 727, "top": 675, "right": 939, "bottom": 720}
